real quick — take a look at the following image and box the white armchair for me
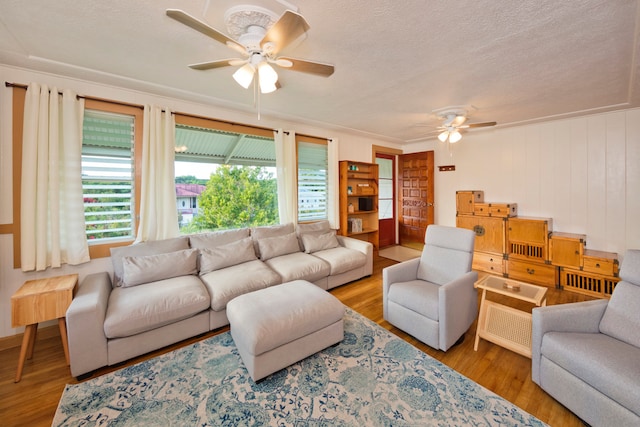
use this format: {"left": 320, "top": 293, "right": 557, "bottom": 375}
{"left": 383, "top": 225, "right": 478, "bottom": 351}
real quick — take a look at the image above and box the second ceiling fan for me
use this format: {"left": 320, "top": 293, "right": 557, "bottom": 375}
{"left": 166, "top": 6, "right": 334, "bottom": 94}
{"left": 432, "top": 106, "right": 497, "bottom": 143}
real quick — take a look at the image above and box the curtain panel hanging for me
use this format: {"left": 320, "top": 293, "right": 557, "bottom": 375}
{"left": 20, "top": 83, "right": 89, "bottom": 272}
{"left": 327, "top": 138, "right": 339, "bottom": 228}
{"left": 274, "top": 129, "right": 298, "bottom": 224}
{"left": 135, "top": 106, "right": 179, "bottom": 242}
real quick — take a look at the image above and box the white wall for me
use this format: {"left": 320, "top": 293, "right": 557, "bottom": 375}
{"left": 2, "top": 63, "right": 639, "bottom": 339}
{"left": 405, "top": 108, "right": 640, "bottom": 258}
{"left": 0, "top": 64, "right": 401, "bottom": 338}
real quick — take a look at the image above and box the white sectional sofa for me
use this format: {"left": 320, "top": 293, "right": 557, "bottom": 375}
{"left": 66, "top": 222, "right": 372, "bottom": 377}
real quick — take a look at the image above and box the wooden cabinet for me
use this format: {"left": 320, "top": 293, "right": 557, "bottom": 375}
{"left": 582, "top": 249, "right": 619, "bottom": 277}
{"left": 506, "top": 259, "right": 557, "bottom": 287}
{"left": 507, "top": 217, "right": 552, "bottom": 263}
{"left": 339, "top": 161, "right": 379, "bottom": 249}
{"left": 549, "top": 232, "right": 586, "bottom": 269}
{"left": 472, "top": 251, "right": 506, "bottom": 275}
{"left": 456, "top": 190, "right": 483, "bottom": 215}
{"left": 456, "top": 215, "right": 506, "bottom": 255}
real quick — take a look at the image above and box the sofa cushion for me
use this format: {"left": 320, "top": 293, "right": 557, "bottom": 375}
{"left": 541, "top": 331, "right": 640, "bottom": 416}
{"left": 189, "top": 228, "right": 250, "bottom": 249}
{"left": 387, "top": 280, "right": 440, "bottom": 321}
{"left": 256, "top": 232, "right": 300, "bottom": 260}
{"left": 199, "top": 237, "right": 257, "bottom": 274}
{"left": 311, "top": 246, "right": 366, "bottom": 275}
{"left": 599, "top": 281, "right": 640, "bottom": 348}
{"left": 301, "top": 231, "right": 340, "bottom": 254}
{"left": 265, "top": 252, "right": 330, "bottom": 283}
{"left": 110, "top": 237, "right": 190, "bottom": 287}
{"left": 121, "top": 248, "right": 199, "bottom": 287}
{"left": 104, "top": 275, "right": 210, "bottom": 338}
{"left": 296, "top": 220, "right": 331, "bottom": 235}
{"left": 251, "top": 223, "right": 294, "bottom": 257}
{"left": 200, "top": 260, "right": 282, "bottom": 311}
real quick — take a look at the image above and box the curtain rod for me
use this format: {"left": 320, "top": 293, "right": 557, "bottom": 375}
{"left": 5, "top": 81, "right": 144, "bottom": 110}
{"left": 6, "top": 81, "right": 329, "bottom": 140}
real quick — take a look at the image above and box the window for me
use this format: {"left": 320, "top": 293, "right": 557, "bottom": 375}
{"left": 297, "top": 138, "right": 328, "bottom": 222}
{"left": 173, "top": 115, "right": 279, "bottom": 233}
{"left": 376, "top": 157, "right": 394, "bottom": 219}
{"left": 82, "top": 110, "right": 135, "bottom": 243}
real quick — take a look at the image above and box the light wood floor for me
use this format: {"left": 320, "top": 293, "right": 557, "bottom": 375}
{"left": 0, "top": 255, "right": 592, "bottom": 427}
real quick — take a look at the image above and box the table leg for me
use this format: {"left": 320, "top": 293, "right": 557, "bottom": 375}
{"left": 474, "top": 289, "right": 487, "bottom": 351}
{"left": 58, "top": 317, "right": 70, "bottom": 365}
{"left": 15, "top": 324, "right": 37, "bottom": 383}
{"left": 26, "top": 323, "right": 38, "bottom": 359}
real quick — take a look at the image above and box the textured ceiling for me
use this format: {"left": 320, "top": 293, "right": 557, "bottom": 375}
{"left": 1, "top": 0, "right": 638, "bottom": 144}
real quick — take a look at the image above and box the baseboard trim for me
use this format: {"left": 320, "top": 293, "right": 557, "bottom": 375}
{"left": 0, "top": 324, "right": 60, "bottom": 352}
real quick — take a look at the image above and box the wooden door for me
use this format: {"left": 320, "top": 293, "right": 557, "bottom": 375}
{"left": 399, "top": 151, "right": 434, "bottom": 245}
{"left": 376, "top": 154, "right": 395, "bottom": 247}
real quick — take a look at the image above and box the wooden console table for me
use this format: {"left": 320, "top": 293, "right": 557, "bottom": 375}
{"left": 474, "top": 275, "right": 547, "bottom": 358}
{"left": 11, "top": 274, "right": 78, "bottom": 382}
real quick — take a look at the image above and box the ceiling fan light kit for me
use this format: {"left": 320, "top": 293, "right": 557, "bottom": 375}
{"left": 431, "top": 105, "right": 496, "bottom": 144}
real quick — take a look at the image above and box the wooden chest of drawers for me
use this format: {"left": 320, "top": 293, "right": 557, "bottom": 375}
{"left": 474, "top": 203, "right": 518, "bottom": 218}
{"left": 507, "top": 259, "right": 557, "bottom": 287}
{"left": 456, "top": 190, "right": 484, "bottom": 215}
{"left": 549, "top": 232, "right": 586, "bottom": 269}
{"left": 582, "top": 249, "right": 619, "bottom": 277}
{"left": 472, "top": 252, "right": 506, "bottom": 275}
{"left": 507, "top": 217, "right": 552, "bottom": 262}
{"left": 456, "top": 215, "right": 506, "bottom": 255}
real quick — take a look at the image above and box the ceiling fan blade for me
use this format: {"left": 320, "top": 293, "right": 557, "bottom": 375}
{"left": 166, "top": 9, "right": 246, "bottom": 53}
{"left": 277, "top": 57, "right": 334, "bottom": 76}
{"left": 466, "top": 121, "right": 497, "bottom": 128}
{"left": 260, "top": 10, "right": 310, "bottom": 54}
{"left": 188, "top": 59, "right": 238, "bottom": 70}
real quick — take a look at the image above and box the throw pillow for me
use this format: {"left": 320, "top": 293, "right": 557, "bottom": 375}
{"left": 251, "top": 223, "right": 295, "bottom": 257}
{"left": 121, "top": 248, "right": 198, "bottom": 287}
{"left": 110, "top": 236, "right": 190, "bottom": 287}
{"left": 199, "top": 237, "right": 257, "bottom": 275}
{"left": 301, "top": 230, "right": 340, "bottom": 253}
{"left": 189, "top": 228, "right": 250, "bottom": 249}
{"left": 257, "top": 232, "right": 300, "bottom": 260}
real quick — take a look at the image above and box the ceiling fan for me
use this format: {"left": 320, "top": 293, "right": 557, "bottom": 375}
{"left": 166, "top": 6, "right": 334, "bottom": 94}
{"left": 431, "top": 106, "right": 497, "bottom": 143}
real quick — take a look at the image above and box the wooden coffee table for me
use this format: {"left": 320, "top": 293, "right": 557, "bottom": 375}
{"left": 474, "top": 275, "right": 547, "bottom": 358}
{"left": 11, "top": 274, "right": 78, "bottom": 382}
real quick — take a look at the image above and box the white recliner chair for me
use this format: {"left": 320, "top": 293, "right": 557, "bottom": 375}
{"left": 382, "top": 225, "right": 478, "bottom": 351}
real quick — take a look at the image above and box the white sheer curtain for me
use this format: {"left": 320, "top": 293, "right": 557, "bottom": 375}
{"left": 327, "top": 138, "right": 340, "bottom": 228}
{"left": 21, "top": 83, "right": 89, "bottom": 272}
{"left": 274, "top": 129, "right": 298, "bottom": 224}
{"left": 135, "top": 106, "right": 179, "bottom": 242}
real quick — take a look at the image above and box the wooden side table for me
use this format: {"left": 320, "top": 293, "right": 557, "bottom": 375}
{"left": 473, "top": 275, "right": 547, "bottom": 358}
{"left": 11, "top": 274, "right": 78, "bottom": 382}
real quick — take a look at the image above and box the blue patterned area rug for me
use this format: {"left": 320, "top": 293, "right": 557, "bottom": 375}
{"left": 53, "top": 309, "right": 546, "bottom": 426}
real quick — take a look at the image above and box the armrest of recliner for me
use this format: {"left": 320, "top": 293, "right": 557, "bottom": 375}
{"left": 337, "top": 235, "right": 373, "bottom": 276}
{"left": 382, "top": 258, "right": 421, "bottom": 318}
{"left": 66, "top": 272, "right": 112, "bottom": 377}
{"left": 531, "top": 299, "right": 608, "bottom": 384}
{"left": 439, "top": 270, "right": 479, "bottom": 350}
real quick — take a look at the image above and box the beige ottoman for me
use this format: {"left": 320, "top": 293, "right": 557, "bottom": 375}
{"left": 227, "top": 280, "right": 345, "bottom": 381}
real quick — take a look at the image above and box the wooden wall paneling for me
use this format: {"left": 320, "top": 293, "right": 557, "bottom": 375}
{"left": 586, "top": 115, "right": 607, "bottom": 249}
{"left": 538, "top": 123, "right": 556, "bottom": 218}
{"left": 524, "top": 126, "right": 543, "bottom": 215}
{"left": 552, "top": 124, "right": 572, "bottom": 231}
{"left": 569, "top": 118, "right": 589, "bottom": 233}
{"left": 626, "top": 109, "right": 640, "bottom": 249}
{"left": 605, "top": 113, "right": 627, "bottom": 253}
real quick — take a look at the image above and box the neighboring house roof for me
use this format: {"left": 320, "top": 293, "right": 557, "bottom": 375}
{"left": 175, "top": 184, "right": 206, "bottom": 197}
